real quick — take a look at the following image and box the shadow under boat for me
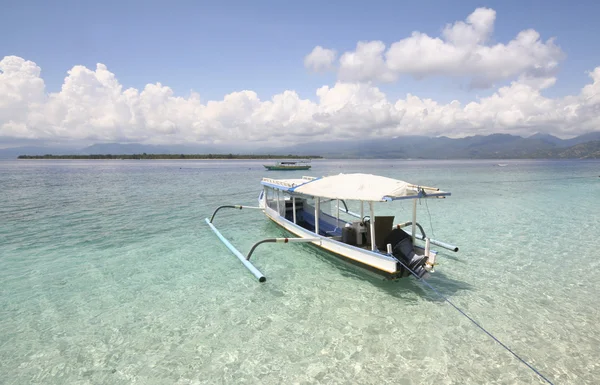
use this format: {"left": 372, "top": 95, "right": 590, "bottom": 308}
{"left": 370, "top": 271, "right": 474, "bottom": 302}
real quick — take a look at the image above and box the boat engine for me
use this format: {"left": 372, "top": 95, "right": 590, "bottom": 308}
{"left": 383, "top": 228, "right": 428, "bottom": 278}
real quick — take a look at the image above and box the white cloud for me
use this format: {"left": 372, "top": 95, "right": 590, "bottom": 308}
{"left": 338, "top": 41, "right": 397, "bottom": 83}
{"left": 0, "top": 56, "right": 46, "bottom": 138}
{"left": 1, "top": 55, "right": 599, "bottom": 147}
{"left": 309, "top": 8, "right": 564, "bottom": 88}
{"left": 442, "top": 7, "right": 496, "bottom": 46}
{"left": 304, "top": 46, "right": 337, "bottom": 72}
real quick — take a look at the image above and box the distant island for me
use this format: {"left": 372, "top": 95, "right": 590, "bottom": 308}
{"left": 16, "top": 154, "right": 323, "bottom": 160}
{"left": 3, "top": 132, "right": 600, "bottom": 160}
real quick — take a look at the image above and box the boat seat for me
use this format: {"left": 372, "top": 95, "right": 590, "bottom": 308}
{"left": 366, "top": 216, "right": 395, "bottom": 250}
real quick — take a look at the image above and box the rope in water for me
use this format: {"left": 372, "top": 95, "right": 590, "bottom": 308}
{"left": 409, "top": 174, "right": 598, "bottom": 382}
{"left": 398, "top": 260, "right": 554, "bottom": 384}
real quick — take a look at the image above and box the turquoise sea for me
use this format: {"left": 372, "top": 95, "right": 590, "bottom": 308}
{"left": 1, "top": 159, "right": 599, "bottom": 384}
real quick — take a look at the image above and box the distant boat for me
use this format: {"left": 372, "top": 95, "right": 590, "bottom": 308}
{"left": 264, "top": 160, "right": 311, "bottom": 171}
{"left": 497, "top": 163, "right": 508, "bottom": 167}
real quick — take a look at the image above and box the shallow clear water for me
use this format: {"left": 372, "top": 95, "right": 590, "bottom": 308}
{"left": 1, "top": 159, "right": 599, "bottom": 384}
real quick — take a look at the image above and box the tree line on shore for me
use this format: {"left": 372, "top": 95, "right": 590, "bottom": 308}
{"left": 17, "top": 153, "right": 323, "bottom": 160}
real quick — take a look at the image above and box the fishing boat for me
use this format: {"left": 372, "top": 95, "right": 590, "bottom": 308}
{"left": 206, "top": 173, "right": 458, "bottom": 282}
{"left": 264, "top": 160, "right": 311, "bottom": 171}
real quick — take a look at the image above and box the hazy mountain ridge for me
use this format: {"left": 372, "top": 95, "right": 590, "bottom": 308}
{"left": 530, "top": 140, "right": 600, "bottom": 159}
{"left": 274, "top": 132, "right": 600, "bottom": 159}
{"left": 2, "top": 132, "right": 600, "bottom": 159}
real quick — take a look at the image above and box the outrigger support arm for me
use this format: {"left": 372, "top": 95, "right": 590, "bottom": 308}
{"left": 395, "top": 222, "right": 427, "bottom": 240}
{"left": 395, "top": 222, "right": 459, "bottom": 252}
{"left": 209, "top": 205, "right": 262, "bottom": 223}
{"left": 246, "top": 237, "right": 321, "bottom": 261}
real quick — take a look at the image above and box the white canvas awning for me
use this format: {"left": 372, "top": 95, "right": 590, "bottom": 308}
{"left": 261, "top": 173, "right": 450, "bottom": 201}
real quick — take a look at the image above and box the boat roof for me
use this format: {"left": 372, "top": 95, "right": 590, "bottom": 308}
{"left": 261, "top": 173, "right": 450, "bottom": 201}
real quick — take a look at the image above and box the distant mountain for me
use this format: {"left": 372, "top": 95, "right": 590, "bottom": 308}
{"left": 531, "top": 140, "right": 600, "bottom": 159}
{"left": 528, "top": 133, "right": 564, "bottom": 146}
{"left": 276, "top": 132, "right": 600, "bottom": 159}
{"left": 2, "top": 132, "right": 600, "bottom": 159}
{"left": 562, "top": 131, "right": 600, "bottom": 147}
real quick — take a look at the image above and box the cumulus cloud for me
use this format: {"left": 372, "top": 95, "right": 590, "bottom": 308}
{"left": 1, "top": 55, "right": 599, "bottom": 146}
{"left": 304, "top": 46, "right": 337, "bottom": 72}
{"left": 0, "top": 56, "right": 46, "bottom": 138}
{"left": 338, "top": 41, "right": 397, "bottom": 83}
{"left": 310, "top": 8, "right": 564, "bottom": 88}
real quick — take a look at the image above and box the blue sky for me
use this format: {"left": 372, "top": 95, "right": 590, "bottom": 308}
{"left": 3, "top": 0, "right": 599, "bottom": 102}
{"left": 1, "top": 0, "right": 600, "bottom": 145}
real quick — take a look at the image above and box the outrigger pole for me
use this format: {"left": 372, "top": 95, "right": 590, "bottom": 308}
{"left": 205, "top": 218, "right": 266, "bottom": 282}
{"left": 206, "top": 205, "right": 321, "bottom": 282}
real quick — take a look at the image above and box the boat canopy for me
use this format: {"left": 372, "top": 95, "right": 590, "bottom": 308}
{"left": 261, "top": 173, "right": 450, "bottom": 202}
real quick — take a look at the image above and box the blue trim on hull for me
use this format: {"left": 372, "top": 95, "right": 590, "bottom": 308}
{"left": 267, "top": 209, "right": 398, "bottom": 264}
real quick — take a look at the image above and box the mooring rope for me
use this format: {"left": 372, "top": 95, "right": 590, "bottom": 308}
{"left": 422, "top": 198, "right": 435, "bottom": 239}
{"left": 397, "top": 259, "right": 554, "bottom": 384}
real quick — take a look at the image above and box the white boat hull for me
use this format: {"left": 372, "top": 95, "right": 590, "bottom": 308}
{"left": 264, "top": 205, "right": 410, "bottom": 277}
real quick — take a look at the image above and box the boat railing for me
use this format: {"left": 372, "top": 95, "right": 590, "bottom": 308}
{"left": 333, "top": 206, "right": 458, "bottom": 252}
{"left": 261, "top": 178, "right": 300, "bottom": 188}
